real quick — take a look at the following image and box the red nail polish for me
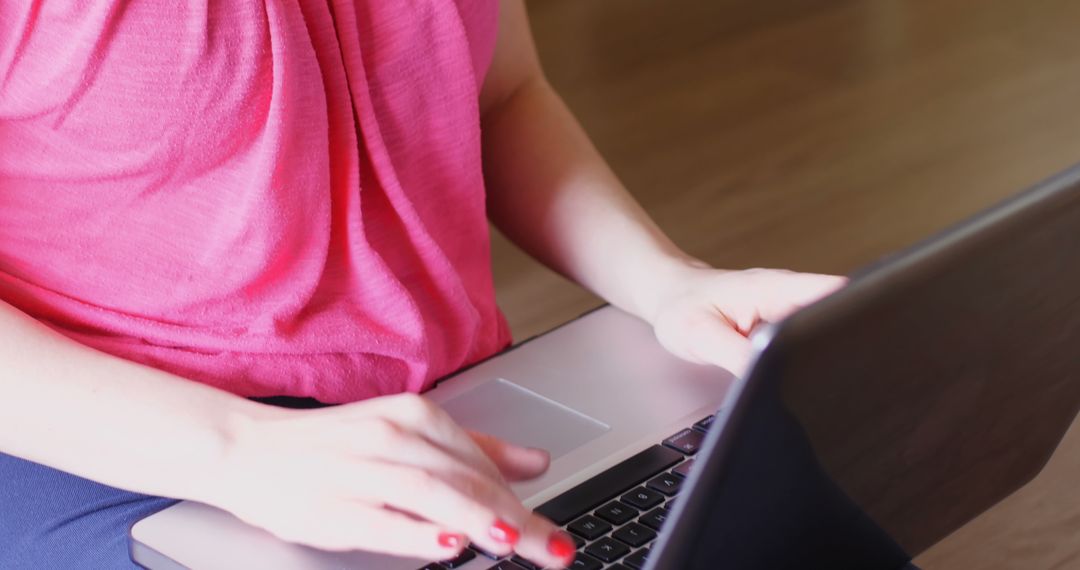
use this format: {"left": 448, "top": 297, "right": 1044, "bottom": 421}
{"left": 547, "top": 531, "right": 576, "bottom": 561}
{"left": 437, "top": 532, "right": 462, "bottom": 549}
{"left": 489, "top": 519, "right": 520, "bottom": 545}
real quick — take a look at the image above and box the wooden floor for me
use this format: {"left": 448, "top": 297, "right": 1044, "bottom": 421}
{"left": 497, "top": 1, "right": 1080, "bottom": 568}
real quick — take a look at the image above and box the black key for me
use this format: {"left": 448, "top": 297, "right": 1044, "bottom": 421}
{"left": 609, "top": 565, "right": 633, "bottom": 570}
{"left": 624, "top": 548, "right": 650, "bottom": 569}
{"left": 612, "top": 522, "right": 656, "bottom": 548}
{"left": 536, "top": 445, "right": 682, "bottom": 524}
{"left": 567, "top": 514, "right": 612, "bottom": 540}
{"left": 439, "top": 548, "right": 477, "bottom": 568}
{"left": 594, "top": 500, "right": 638, "bottom": 525}
{"left": 510, "top": 555, "right": 543, "bottom": 570}
{"left": 663, "top": 428, "right": 705, "bottom": 455}
{"left": 418, "top": 564, "right": 447, "bottom": 570}
{"left": 569, "top": 554, "right": 603, "bottom": 570}
{"left": 672, "top": 458, "right": 695, "bottom": 478}
{"left": 640, "top": 506, "right": 670, "bottom": 531}
{"left": 569, "top": 533, "right": 587, "bottom": 549}
{"left": 621, "top": 486, "right": 664, "bottom": 510}
{"left": 470, "top": 544, "right": 504, "bottom": 560}
{"left": 646, "top": 472, "right": 683, "bottom": 496}
{"left": 584, "top": 537, "right": 631, "bottom": 563}
{"left": 693, "top": 415, "right": 715, "bottom": 432}
{"left": 486, "top": 562, "right": 527, "bottom": 570}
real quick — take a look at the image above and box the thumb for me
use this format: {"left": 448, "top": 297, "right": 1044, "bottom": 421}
{"left": 468, "top": 431, "right": 551, "bottom": 482}
{"left": 660, "top": 312, "right": 755, "bottom": 377}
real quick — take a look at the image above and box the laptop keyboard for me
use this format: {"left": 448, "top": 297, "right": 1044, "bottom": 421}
{"left": 418, "top": 415, "right": 715, "bottom": 570}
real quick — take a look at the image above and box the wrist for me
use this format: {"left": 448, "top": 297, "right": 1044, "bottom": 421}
{"left": 624, "top": 254, "right": 714, "bottom": 326}
{"left": 195, "top": 399, "right": 288, "bottom": 510}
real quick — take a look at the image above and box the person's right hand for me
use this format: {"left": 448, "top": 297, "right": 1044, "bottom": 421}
{"left": 212, "top": 393, "right": 577, "bottom": 567}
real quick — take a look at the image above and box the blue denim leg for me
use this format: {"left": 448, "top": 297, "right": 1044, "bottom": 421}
{"left": 0, "top": 452, "right": 177, "bottom": 570}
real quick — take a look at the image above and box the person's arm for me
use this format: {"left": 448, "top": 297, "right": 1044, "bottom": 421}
{"left": 0, "top": 299, "right": 573, "bottom": 566}
{"left": 481, "top": 2, "right": 843, "bottom": 374}
{"left": 0, "top": 299, "right": 256, "bottom": 502}
{"left": 480, "top": 1, "right": 692, "bottom": 325}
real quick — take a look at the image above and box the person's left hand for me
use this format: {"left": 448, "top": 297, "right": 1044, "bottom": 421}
{"left": 648, "top": 266, "right": 846, "bottom": 376}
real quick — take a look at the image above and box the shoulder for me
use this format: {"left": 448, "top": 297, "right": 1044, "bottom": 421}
{"left": 479, "top": 0, "right": 547, "bottom": 116}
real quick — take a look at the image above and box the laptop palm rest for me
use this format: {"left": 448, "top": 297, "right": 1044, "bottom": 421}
{"left": 440, "top": 378, "right": 610, "bottom": 461}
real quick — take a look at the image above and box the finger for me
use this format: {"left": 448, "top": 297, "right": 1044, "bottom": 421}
{"left": 754, "top": 272, "right": 846, "bottom": 322}
{"left": 347, "top": 394, "right": 507, "bottom": 483}
{"left": 662, "top": 311, "right": 754, "bottom": 376}
{"left": 515, "top": 514, "right": 577, "bottom": 569}
{"left": 350, "top": 461, "right": 534, "bottom": 557}
{"left": 393, "top": 395, "right": 509, "bottom": 481}
{"left": 469, "top": 431, "right": 550, "bottom": 482}
{"left": 341, "top": 419, "right": 533, "bottom": 542}
{"left": 288, "top": 503, "right": 466, "bottom": 561}
{"left": 347, "top": 417, "right": 506, "bottom": 484}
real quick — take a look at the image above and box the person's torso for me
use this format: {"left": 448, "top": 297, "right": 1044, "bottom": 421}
{"left": 0, "top": 0, "right": 509, "bottom": 402}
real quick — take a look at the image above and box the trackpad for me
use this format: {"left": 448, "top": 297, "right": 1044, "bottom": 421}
{"left": 440, "top": 378, "right": 609, "bottom": 460}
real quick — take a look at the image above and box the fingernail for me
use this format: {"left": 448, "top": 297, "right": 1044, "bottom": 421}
{"left": 437, "top": 532, "right": 463, "bottom": 549}
{"left": 489, "top": 519, "right": 520, "bottom": 545}
{"left": 547, "top": 530, "right": 576, "bottom": 561}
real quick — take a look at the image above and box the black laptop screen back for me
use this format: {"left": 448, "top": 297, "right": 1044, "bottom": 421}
{"left": 650, "top": 165, "right": 1080, "bottom": 569}
{"left": 778, "top": 167, "right": 1080, "bottom": 557}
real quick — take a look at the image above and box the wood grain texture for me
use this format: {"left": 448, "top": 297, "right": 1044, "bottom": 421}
{"left": 500, "top": 1, "right": 1080, "bottom": 568}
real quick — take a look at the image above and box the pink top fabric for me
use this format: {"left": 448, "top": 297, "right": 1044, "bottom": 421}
{"left": 0, "top": 0, "right": 510, "bottom": 403}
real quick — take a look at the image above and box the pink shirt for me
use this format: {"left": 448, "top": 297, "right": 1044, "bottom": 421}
{"left": 0, "top": 0, "right": 510, "bottom": 403}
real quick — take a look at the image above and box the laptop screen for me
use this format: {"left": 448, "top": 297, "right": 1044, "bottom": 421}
{"left": 651, "top": 166, "right": 1080, "bottom": 569}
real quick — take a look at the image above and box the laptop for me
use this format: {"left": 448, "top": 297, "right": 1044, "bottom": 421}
{"left": 131, "top": 162, "right": 1080, "bottom": 570}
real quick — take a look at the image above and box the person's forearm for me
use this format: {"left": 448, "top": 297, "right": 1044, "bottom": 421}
{"left": 0, "top": 299, "right": 266, "bottom": 504}
{"left": 482, "top": 78, "right": 703, "bottom": 324}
